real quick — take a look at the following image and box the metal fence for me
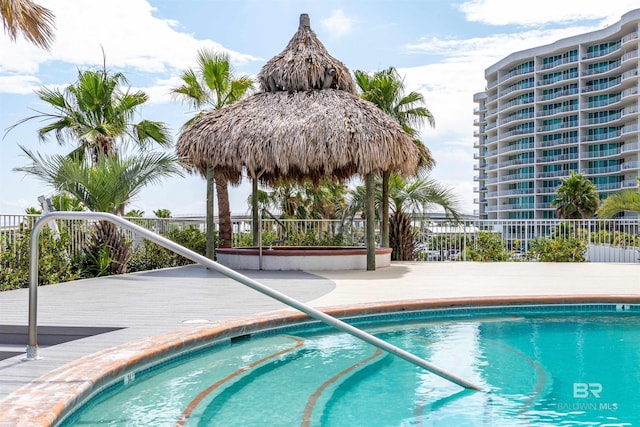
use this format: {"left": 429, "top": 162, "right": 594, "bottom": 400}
{"left": 1, "top": 214, "right": 638, "bottom": 269}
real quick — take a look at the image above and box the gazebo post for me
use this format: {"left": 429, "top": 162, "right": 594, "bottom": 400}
{"left": 205, "top": 165, "right": 215, "bottom": 259}
{"left": 252, "top": 178, "right": 259, "bottom": 245}
{"left": 365, "top": 172, "right": 376, "bottom": 271}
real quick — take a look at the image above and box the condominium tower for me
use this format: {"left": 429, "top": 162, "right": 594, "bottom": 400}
{"left": 473, "top": 9, "right": 640, "bottom": 219}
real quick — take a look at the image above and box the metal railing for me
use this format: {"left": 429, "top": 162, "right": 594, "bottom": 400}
{"left": 25, "top": 212, "right": 481, "bottom": 391}
{"left": 2, "top": 214, "right": 639, "bottom": 268}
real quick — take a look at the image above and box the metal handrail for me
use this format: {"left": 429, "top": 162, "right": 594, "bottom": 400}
{"left": 27, "top": 211, "right": 482, "bottom": 391}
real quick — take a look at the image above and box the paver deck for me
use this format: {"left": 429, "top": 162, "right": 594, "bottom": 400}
{"left": 0, "top": 261, "right": 638, "bottom": 423}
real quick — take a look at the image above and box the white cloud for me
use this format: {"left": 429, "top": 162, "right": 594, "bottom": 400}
{"left": 321, "top": 9, "right": 355, "bottom": 38}
{"left": 0, "top": 0, "right": 261, "bottom": 90}
{"left": 0, "top": 75, "right": 42, "bottom": 94}
{"left": 456, "top": 0, "right": 638, "bottom": 26}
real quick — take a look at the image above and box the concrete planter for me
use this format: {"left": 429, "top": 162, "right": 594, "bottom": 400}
{"left": 216, "top": 246, "right": 392, "bottom": 270}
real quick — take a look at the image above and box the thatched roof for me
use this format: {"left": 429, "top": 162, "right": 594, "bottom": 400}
{"left": 178, "top": 90, "right": 419, "bottom": 183}
{"left": 257, "top": 14, "right": 355, "bottom": 94}
{"left": 176, "top": 13, "right": 420, "bottom": 185}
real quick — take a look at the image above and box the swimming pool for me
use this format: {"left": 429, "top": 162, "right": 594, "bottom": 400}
{"left": 60, "top": 304, "right": 640, "bottom": 426}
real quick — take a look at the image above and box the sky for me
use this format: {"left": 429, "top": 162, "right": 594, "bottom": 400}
{"left": 1, "top": 0, "right": 638, "bottom": 217}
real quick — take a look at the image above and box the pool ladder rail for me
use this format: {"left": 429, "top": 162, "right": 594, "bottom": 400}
{"left": 26, "top": 211, "right": 483, "bottom": 392}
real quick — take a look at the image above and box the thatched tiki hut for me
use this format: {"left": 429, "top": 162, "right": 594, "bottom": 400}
{"left": 177, "top": 13, "right": 419, "bottom": 270}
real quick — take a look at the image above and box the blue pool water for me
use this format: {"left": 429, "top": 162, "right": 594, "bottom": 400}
{"left": 61, "top": 305, "right": 640, "bottom": 426}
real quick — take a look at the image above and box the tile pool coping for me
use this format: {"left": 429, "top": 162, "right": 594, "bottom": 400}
{"left": 2, "top": 294, "right": 640, "bottom": 426}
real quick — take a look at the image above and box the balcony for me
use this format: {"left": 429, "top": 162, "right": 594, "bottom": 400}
{"left": 501, "top": 81, "right": 535, "bottom": 96}
{"left": 582, "top": 78, "right": 621, "bottom": 93}
{"left": 582, "top": 60, "right": 621, "bottom": 76}
{"left": 596, "top": 180, "right": 637, "bottom": 191}
{"left": 537, "top": 170, "right": 571, "bottom": 179}
{"left": 583, "top": 164, "right": 623, "bottom": 175}
{"left": 537, "top": 121, "right": 578, "bottom": 133}
{"left": 539, "top": 87, "right": 579, "bottom": 101}
{"left": 499, "top": 142, "right": 534, "bottom": 155}
{"left": 585, "top": 146, "right": 623, "bottom": 158}
{"left": 537, "top": 104, "right": 578, "bottom": 117}
{"left": 499, "top": 158, "right": 534, "bottom": 168}
{"left": 581, "top": 112, "right": 622, "bottom": 126}
{"left": 538, "top": 56, "right": 578, "bottom": 71}
{"left": 500, "top": 188, "right": 535, "bottom": 196}
{"left": 536, "top": 186, "right": 560, "bottom": 194}
{"left": 540, "top": 136, "right": 579, "bottom": 148}
{"left": 537, "top": 72, "right": 578, "bottom": 86}
{"left": 582, "top": 43, "right": 621, "bottom": 60}
{"left": 622, "top": 32, "right": 639, "bottom": 45}
{"left": 583, "top": 129, "right": 623, "bottom": 143}
{"left": 536, "top": 153, "right": 579, "bottom": 163}
{"left": 499, "top": 173, "right": 535, "bottom": 183}
{"left": 499, "top": 112, "right": 535, "bottom": 126}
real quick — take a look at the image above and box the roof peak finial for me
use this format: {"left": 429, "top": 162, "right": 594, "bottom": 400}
{"left": 299, "top": 13, "right": 310, "bottom": 29}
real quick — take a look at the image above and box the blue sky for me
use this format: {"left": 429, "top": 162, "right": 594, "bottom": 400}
{"left": 1, "top": 0, "right": 637, "bottom": 216}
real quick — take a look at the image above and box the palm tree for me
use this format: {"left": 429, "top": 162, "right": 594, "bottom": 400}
{"left": 171, "top": 49, "right": 253, "bottom": 255}
{"left": 153, "top": 209, "right": 172, "bottom": 218}
{"left": 345, "top": 173, "right": 462, "bottom": 260}
{"left": 1, "top": 0, "right": 55, "bottom": 49}
{"left": 10, "top": 58, "right": 172, "bottom": 163}
{"left": 596, "top": 178, "right": 640, "bottom": 218}
{"left": 263, "top": 179, "right": 348, "bottom": 220}
{"left": 15, "top": 148, "right": 183, "bottom": 274}
{"left": 354, "top": 67, "right": 435, "bottom": 247}
{"left": 552, "top": 171, "right": 599, "bottom": 219}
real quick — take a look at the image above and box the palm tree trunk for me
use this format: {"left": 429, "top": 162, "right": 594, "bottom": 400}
{"left": 365, "top": 172, "right": 376, "bottom": 271}
{"left": 252, "top": 178, "right": 259, "bottom": 246}
{"left": 215, "top": 169, "right": 233, "bottom": 247}
{"left": 205, "top": 165, "right": 215, "bottom": 259}
{"left": 381, "top": 170, "right": 390, "bottom": 248}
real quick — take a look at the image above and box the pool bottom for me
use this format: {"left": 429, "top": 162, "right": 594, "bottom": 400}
{"left": 1, "top": 295, "right": 640, "bottom": 426}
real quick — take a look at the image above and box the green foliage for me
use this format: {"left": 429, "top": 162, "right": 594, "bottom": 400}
{"left": 235, "top": 228, "right": 345, "bottom": 247}
{"left": 0, "top": 223, "right": 80, "bottom": 291}
{"left": 284, "top": 230, "right": 346, "bottom": 246}
{"left": 465, "top": 231, "right": 510, "bottom": 262}
{"left": 127, "top": 227, "right": 208, "bottom": 271}
{"left": 588, "top": 229, "right": 638, "bottom": 247}
{"left": 528, "top": 237, "right": 587, "bottom": 262}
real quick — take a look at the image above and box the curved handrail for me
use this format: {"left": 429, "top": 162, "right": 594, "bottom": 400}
{"left": 27, "top": 211, "right": 482, "bottom": 391}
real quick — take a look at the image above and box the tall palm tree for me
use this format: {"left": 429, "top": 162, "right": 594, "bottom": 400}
{"left": 15, "top": 148, "right": 183, "bottom": 274}
{"left": 354, "top": 67, "right": 435, "bottom": 247}
{"left": 596, "top": 178, "right": 640, "bottom": 218}
{"left": 552, "top": 171, "right": 599, "bottom": 219}
{"left": 1, "top": 0, "right": 54, "bottom": 49}
{"left": 345, "top": 172, "right": 461, "bottom": 260}
{"left": 10, "top": 59, "right": 172, "bottom": 163}
{"left": 171, "top": 49, "right": 253, "bottom": 255}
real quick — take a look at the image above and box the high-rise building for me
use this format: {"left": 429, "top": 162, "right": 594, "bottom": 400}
{"left": 474, "top": 9, "right": 639, "bottom": 219}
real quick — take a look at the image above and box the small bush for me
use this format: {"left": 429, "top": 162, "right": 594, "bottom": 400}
{"left": 0, "top": 223, "right": 81, "bottom": 291}
{"left": 127, "top": 227, "right": 208, "bottom": 272}
{"left": 465, "top": 231, "right": 510, "bottom": 262}
{"left": 528, "top": 237, "right": 587, "bottom": 262}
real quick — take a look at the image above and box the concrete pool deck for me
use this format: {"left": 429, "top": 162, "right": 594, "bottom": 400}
{"left": 0, "top": 261, "right": 638, "bottom": 424}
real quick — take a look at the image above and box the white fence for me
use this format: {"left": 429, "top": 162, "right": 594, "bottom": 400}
{"left": 1, "top": 214, "right": 638, "bottom": 268}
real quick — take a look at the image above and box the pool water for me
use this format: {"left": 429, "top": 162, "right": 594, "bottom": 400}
{"left": 62, "top": 308, "right": 640, "bottom": 426}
